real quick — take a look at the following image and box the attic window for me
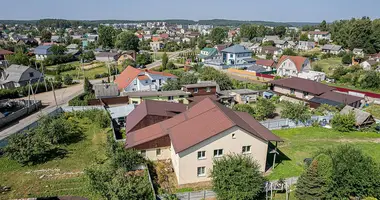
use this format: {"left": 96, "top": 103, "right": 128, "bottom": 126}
{"left": 232, "top": 133, "right": 236, "bottom": 139}
{"left": 29, "top": 72, "right": 34, "bottom": 78}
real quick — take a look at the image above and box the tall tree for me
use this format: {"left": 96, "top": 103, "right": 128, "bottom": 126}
{"left": 253, "top": 97, "right": 275, "bottom": 120}
{"left": 319, "top": 20, "right": 328, "bottom": 31}
{"left": 50, "top": 45, "right": 66, "bottom": 55}
{"left": 210, "top": 27, "right": 227, "bottom": 44}
{"left": 161, "top": 52, "right": 168, "bottom": 70}
{"left": 274, "top": 26, "right": 286, "bottom": 38}
{"left": 6, "top": 51, "right": 29, "bottom": 66}
{"left": 41, "top": 30, "right": 52, "bottom": 42}
{"left": 299, "top": 33, "right": 309, "bottom": 41}
{"left": 240, "top": 24, "right": 257, "bottom": 40}
{"left": 98, "top": 25, "right": 116, "bottom": 48}
{"left": 280, "top": 102, "right": 311, "bottom": 124}
{"left": 114, "top": 31, "right": 139, "bottom": 51}
{"left": 197, "top": 39, "right": 207, "bottom": 50}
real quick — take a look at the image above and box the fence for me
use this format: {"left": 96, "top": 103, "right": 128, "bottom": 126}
{"left": 0, "top": 100, "right": 42, "bottom": 128}
{"left": 260, "top": 115, "right": 334, "bottom": 130}
{"left": 158, "top": 190, "right": 216, "bottom": 200}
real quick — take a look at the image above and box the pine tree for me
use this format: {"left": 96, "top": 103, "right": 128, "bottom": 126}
{"left": 84, "top": 77, "right": 93, "bottom": 93}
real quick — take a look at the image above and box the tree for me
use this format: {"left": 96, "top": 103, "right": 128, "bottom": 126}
{"left": 341, "top": 53, "right": 353, "bottom": 64}
{"left": 166, "top": 61, "right": 175, "bottom": 70}
{"left": 357, "top": 71, "right": 380, "bottom": 89}
{"left": 261, "top": 41, "right": 275, "bottom": 47}
{"left": 266, "top": 53, "right": 273, "bottom": 60}
{"left": 50, "top": 45, "right": 66, "bottom": 55}
{"left": 295, "top": 154, "right": 333, "bottom": 200}
{"left": 319, "top": 20, "right": 328, "bottom": 31}
{"left": 98, "top": 25, "right": 116, "bottom": 48}
{"left": 162, "top": 52, "right": 168, "bottom": 70}
{"left": 240, "top": 24, "right": 257, "bottom": 40}
{"left": 282, "top": 48, "right": 297, "bottom": 56}
{"left": 136, "top": 53, "right": 152, "bottom": 66}
{"left": 280, "top": 102, "right": 311, "bottom": 124}
{"left": 254, "top": 97, "right": 275, "bottom": 120}
{"left": 312, "top": 64, "right": 323, "bottom": 72}
{"left": 211, "top": 154, "right": 266, "bottom": 200}
{"left": 300, "top": 33, "right": 309, "bottom": 41}
{"left": 179, "top": 73, "right": 198, "bottom": 85}
{"left": 198, "top": 39, "right": 207, "bottom": 50}
{"left": 199, "top": 67, "right": 232, "bottom": 90}
{"left": 6, "top": 51, "right": 29, "bottom": 66}
{"left": 84, "top": 77, "right": 93, "bottom": 93}
{"left": 233, "top": 104, "right": 255, "bottom": 116}
{"left": 318, "top": 38, "right": 329, "bottom": 45}
{"left": 331, "top": 112, "right": 356, "bottom": 132}
{"left": 210, "top": 27, "right": 227, "bottom": 44}
{"left": 63, "top": 74, "right": 73, "bottom": 85}
{"left": 114, "top": 31, "right": 140, "bottom": 51}
{"left": 79, "top": 51, "right": 95, "bottom": 62}
{"left": 41, "top": 30, "right": 52, "bottom": 42}
{"left": 274, "top": 26, "right": 286, "bottom": 38}
{"left": 161, "top": 79, "right": 181, "bottom": 91}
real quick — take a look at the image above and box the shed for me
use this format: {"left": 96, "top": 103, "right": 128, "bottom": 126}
{"left": 93, "top": 83, "right": 119, "bottom": 98}
{"left": 340, "top": 106, "right": 375, "bottom": 127}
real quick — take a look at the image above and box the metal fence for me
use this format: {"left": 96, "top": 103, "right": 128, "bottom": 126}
{"left": 158, "top": 190, "right": 216, "bottom": 200}
{"left": 260, "top": 115, "right": 334, "bottom": 130}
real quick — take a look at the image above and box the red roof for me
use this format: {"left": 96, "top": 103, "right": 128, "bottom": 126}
{"left": 147, "top": 70, "right": 176, "bottom": 77}
{"left": 277, "top": 55, "right": 308, "bottom": 72}
{"left": 256, "top": 59, "right": 275, "bottom": 67}
{"left": 125, "top": 100, "right": 187, "bottom": 134}
{"left": 0, "top": 49, "right": 14, "bottom": 55}
{"left": 137, "top": 75, "right": 149, "bottom": 81}
{"left": 270, "top": 77, "right": 334, "bottom": 95}
{"left": 160, "top": 33, "right": 169, "bottom": 39}
{"left": 152, "top": 37, "right": 161, "bottom": 42}
{"left": 126, "top": 98, "right": 282, "bottom": 152}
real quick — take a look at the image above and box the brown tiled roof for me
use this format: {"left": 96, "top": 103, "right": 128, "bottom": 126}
{"left": 270, "top": 77, "right": 334, "bottom": 95}
{"left": 126, "top": 98, "right": 282, "bottom": 152}
{"left": 125, "top": 100, "right": 187, "bottom": 133}
{"left": 277, "top": 55, "right": 308, "bottom": 72}
{"left": 137, "top": 75, "right": 149, "bottom": 81}
{"left": 319, "top": 91, "right": 363, "bottom": 105}
{"left": 0, "top": 49, "right": 14, "bottom": 55}
{"left": 256, "top": 59, "right": 275, "bottom": 67}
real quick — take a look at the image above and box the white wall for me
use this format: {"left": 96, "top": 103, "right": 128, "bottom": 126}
{"left": 141, "top": 147, "right": 171, "bottom": 161}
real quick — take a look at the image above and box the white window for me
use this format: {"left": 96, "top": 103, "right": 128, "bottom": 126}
{"left": 141, "top": 150, "right": 146, "bottom": 157}
{"left": 197, "top": 166, "right": 206, "bottom": 177}
{"left": 194, "top": 88, "right": 199, "bottom": 93}
{"left": 197, "top": 151, "right": 206, "bottom": 160}
{"left": 242, "top": 146, "right": 251, "bottom": 154}
{"left": 156, "top": 149, "right": 161, "bottom": 156}
{"left": 206, "top": 87, "right": 211, "bottom": 92}
{"left": 214, "top": 149, "right": 223, "bottom": 157}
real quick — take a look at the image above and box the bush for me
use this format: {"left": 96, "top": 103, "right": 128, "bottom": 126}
{"left": 233, "top": 104, "right": 255, "bottom": 116}
{"left": 68, "top": 92, "right": 95, "bottom": 106}
{"left": 63, "top": 74, "right": 73, "bottom": 85}
{"left": 312, "top": 64, "right": 323, "bottom": 72}
{"left": 43, "top": 54, "right": 78, "bottom": 66}
{"left": 280, "top": 102, "right": 311, "bottom": 124}
{"left": 342, "top": 53, "right": 353, "bottom": 65}
{"left": 321, "top": 53, "right": 332, "bottom": 60}
{"left": 0, "top": 80, "right": 62, "bottom": 100}
{"left": 331, "top": 112, "right": 356, "bottom": 132}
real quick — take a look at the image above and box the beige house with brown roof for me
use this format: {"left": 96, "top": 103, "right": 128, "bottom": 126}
{"left": 126, "top": 98, "right": 282, "bottom": 185}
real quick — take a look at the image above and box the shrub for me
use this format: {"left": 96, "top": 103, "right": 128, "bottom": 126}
{"left": 233, "top": 104, "right": 255, "bottom": 116}
{"left": 321, "top": 53, "right": 331, "bottom": 60}
{"left": 63, "top": 74, "right": 73, "bottom": 85}
{"left": 331, "top": 112, "right": 356, "bottom": 132}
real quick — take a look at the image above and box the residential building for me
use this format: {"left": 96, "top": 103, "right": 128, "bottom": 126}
{"left": 221, "top": 45, "right": 253, "bottom": 65}
{"left": 0, "top": 49, "right": 13, "bottom": 66}
{"left": 34, "top": 45, "right": 52, "bottom": 60}
{"left": 93, "top": 83, "right": 119, "bottom": 99}
{"left": 321, "top": 44, "right": 344, "bottom": 55}
{"left": 66, "top": 44, "right": 78, "bottom": 50}
{"left": 276, "top": 56, "right": 311, "bottom": 77}
{"left": 256, "top": 46, "right": 283, "bottom": 58}
{"left": 353, "top": 48, "right": 364, "bottom": 57}
{"left": 182, "top": 81, "right": 219, "bottom": 96}
{"left": 262, "top": 35, "right": 280, "bottom": 43}
{"left": 95, "top": 52, "right": 120, "bottom": 62}
{"left": 273, "top": 40, "right": 289, "bottom": 49}
{"left": 297, "top": 41, "right": 315, "bottom": 51}
{"left": 246, "top": 64, "right": 268, "bottom": 73}
{"left": 114, "top": 66, "right": 177, "bottom": 92}
{"left": 150, "top": 41, "right": 164, "bottom": 51}
{"left": 117, "top": 51, "right": 136, "bottom": 65}
{"left": 125, "top": 98, "right": 282, "bottom": 185}
{"left": 198, "top": 48, "right": 218, "bottom": 61}
{"left": 256, "top": 59, "right": 276, "bottom": 69}
{"left": 124, "top": 90, "right": 190, "bottom": 105}
{"left": 308, "top": 30, "right": 331, "bottom": 42}
{"left": 217, "top": 89, "right": 260, "bottom": 104}
{"left": 309, "top": 91, "right": 363, "bottom": 108}
{"left": 0, "top": 64, "right": 43, "bottom": 89}
{"left": 125, "top": 100, "right": 187, "bottom": 134}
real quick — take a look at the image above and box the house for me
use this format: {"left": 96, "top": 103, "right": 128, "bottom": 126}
{"left": 246, "top": 64, "right": 268, "bottom": 73}
{"left": 221, "top": 45, "right": 253, "bottom": 65}
{"left": 308, "top": 30, "right": 331, "bottom": 42}
{"left": 124, "top": 90, "right": 190, "bottom": 105}
{"left": 256, "top": 46, "right": 283, "bottom": 58}
{"left": 0, "top": 64, "right": 43, "bottom": 89}
{"left": 309, "top": 91, "right": 363, "bottom": 108}
{"left": 93, "top": 83, "right": 119, "bottom": 99}
{"left": 214, "top": 43, "right": 233, "bottom": 54}
{"left": 66, "top": 44, "right": 78, "bottom": 50}
{"left": 217, "top": 89, "right": 260, "bottom": 104}
{"left": 360, "top": 60, "right": 378, "bottom": 71}
{"left": 125, "top": 100, "right": 187, "bottom": 134}
{"left": 182, "top": 81, "right": 219, "bottom": 96}
{"left": 0, "top": 49, "right": 13, "bottom": 61}
{"left": 34, "top": 45, "right": 52, "bottom": 60}
{"left": 270, "top": 77, "right": 334, "bottom": 100}
{"left": 297, "top": 41, "right": 315, "bottom": 51}
{"left": 240, "top": 42, "right": 254, "bottom": 49}
{"left": 117, "top": 51, "right": 136, "bottom": 65}
{"left": 353, "top": 48, "right": 364, "bottom": 57}
{"left": 273, "top": 40, "right": 289, "bottom": 49}
{"left": 125, "top": 98, "right": 282, "bottom": 185}
{"left": 340, "top": 106, "right": 375, "bottom": 127}
{"left": 276, "top": 56, "right": 311, "bottom": 77}
{"left": 262, "top": 35, "right": 280, "bottom": 43}
{"left": 107, "top": 104, "right": 135, "bottom": 125}
{"left": 87, "top": 34, "right": 98, "bottom": 42}
{"left": 95, "top": 52, "right": 119, "bottom": 62}
{"left": 321, "top": 44, "right": 343, "bottom": 55}
{"left": 114, "top": 66, "right": 177, "bottom": 92}
{"left": 150, "top": 41, "right": 164, "bottom": 51}
{"left": 198, "top": 48, "right": 218, "bottom": 61}
{"left": 256, "top": 59, "right": 276, "bottom": 69}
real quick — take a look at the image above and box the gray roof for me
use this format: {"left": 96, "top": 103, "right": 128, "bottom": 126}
{"left": 264, "top": 35, "right": 280, "bottom": 41}
{"left": 246, "top": 64, "right": 267, "bottom": 73}
{"left": 96, "top": 52, "right": 119, "bottom": 58}
{"left": 273, "top": 40, "right": 287, "bottom": 45}
{"left": 66, "top": 44, "right": 78, "bottom": 49}
{"left": 34, "top": 45, "right": 52, "bottom": 55}
{"left": 107, "top": 104, "right": 135, "bottom": 119}
{"left": 218, "top": 89, "right": 259, "bottom": 96}
{"left": 322, "top": 44, "right": 342, "bottom": 51}
{"left": 243, "top": 57, "right": 256, "bottom": 63}
{"left": 1, "top": 64, "right": 41, "bottom": 83}
{"left": 93, "top": 83, "right": 119, "bottom": 98}
{"left": 125, "top": 90, "right": 191, "bottom": 97}
{"left": 353, "top": 48, "right": 363, "bottom": 53}
{"left": 340, "top": 106, "right": 374, "bottom": 126}
{"left": 298, "top": 41, "right": 315, "bottom": 47}
{"left": 183, "top": 81, "right": 218, "bottom": 88}
{"left": 221, "top": 45, "right": 252, "bottom": 54}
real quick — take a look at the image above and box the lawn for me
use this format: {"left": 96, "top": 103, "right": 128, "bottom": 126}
{"left": 312, "top": 57, "right": 343, "bottom": 74}
{"left": 365, "top": 104, "right": 380, "bottom": 119}
{"left": 61, "top": 64, "right": 123, "bottom": 80}
{"left": 45, "top": 61, "right": 81, "bottom": 70}
{"left": 0, "top": 116, "right": 109, "bottom": 199}
{"left": 267, "top": 127, "right": 380, "bottom": 180}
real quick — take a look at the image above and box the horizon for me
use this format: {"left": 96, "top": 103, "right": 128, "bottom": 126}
{"left": 1, "top": 0, "right": 379, "bottom": 22}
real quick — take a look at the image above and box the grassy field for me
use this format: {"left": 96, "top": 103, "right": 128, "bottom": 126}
{"left": 365, "top": 104, "right": 380, "bottom": 119}
{"left": 0, "top": 116, "right": 108, "bottom": 199}
{"left": 268, "top": 127, "right": 380, "bottom": 180}
{"left": 61, "top": 64, "right": 123, "bottom": 80}
{"left": 311, "top": 57, "right": 343, "bottom": 74}
{"left": 45, "top": 61, "right": 81, "bottom": 70}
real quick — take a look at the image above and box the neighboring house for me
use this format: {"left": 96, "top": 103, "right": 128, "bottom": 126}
{"left": 273, "top": 40, "right": 289, "bottom": 49}
{"left": 150, "top": 41, "right": 164, "bottom": 51}
{"left": 276, "top": 56, "right": 311, "bottom": 77}
{"left": 309, "top": 91, "right": 363, "bottom": 108}
{"left": 217, "top": 89, "right": 260, "bottom": 104}
{"left": 0, "top": 49, "right": 14, "bottom": 66}
{"left": 93, "top": 83, "right": 119, "bottom": 99}
{"left": 124, "top": 90, "right": 191, "bottom": 105}
{"left": 353, "top": 48, "right": 364, "bottom": 57}
{"left": 340, "top": 106, "right": 375, "bottom": 127}
{"left": 114, "top": 66, "right": 177, "bottom": 92}
{"left": 308, "top": 30, "right": 331, "bottom": 42}
{"left": 198, "top": 47, "right": 218, "bottom": 61}
{"left": 34, "top": 45, "right": 52, "bottom": 61}
{"left": 182, "top": 81, "right": 219, "bottom": 96}
{"left": 0, "top": 64, "right": 43, "bottom": 89}
{"left": 297, "top": 41, "right": 315, "bottom": 51}
{"left": 262, "top": 35, "right": 280, "bottom": 43}
{"left": 95, "top": 52, "right": 120, "bottom": 62}
{"left": 240, "top": 42, "right": 254, "bottom": 49}
{"left": 117, "top": 51, "right": 136, "bottom": 65}
{"left": 360, "top": 60, "right": 378, "bottom": 71}
{"left": 125, "top": 98, "right": 282, "bottom": 185}
{"left": 256, "top": 46, "right": 283, "bottom": 58}
{"left": 87, "top": 34, "right": 98, "bottom": 42}
{"left": 214, "top": 43, "right": 233, "bottom": 55}
{"left": 221, "top": 45, "right": 253, "bottom": 65}
{"left": 66, "top": 44, "right": 78, "bottom": 50}
{"left": 256, "top": 59, "right": 276, "bottom": 70}
{"left": 125, "top": 100, "right": 187, "bottom": 134}
{"left": 321, "top": 44, "right": 344, "bottom": 55}
{"left": 246, "top": 64, "right": 268, "bottom": 73}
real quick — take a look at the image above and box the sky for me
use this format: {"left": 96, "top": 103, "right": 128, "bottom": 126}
{"left": 1, "top": 0, "right": 380, "bottom": 22}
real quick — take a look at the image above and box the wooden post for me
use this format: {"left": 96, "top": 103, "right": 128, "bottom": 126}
{"left": 272, "top": 142, "right": 278, "bottom": 169}
{"left": 50, "top": 81, "right": 58, "bottom": 108}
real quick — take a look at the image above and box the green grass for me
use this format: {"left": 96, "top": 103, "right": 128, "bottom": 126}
{"left": 326, "top": 82, "right": 380, "bottom": 93}
{"left": 312, "top": 57, "right": 343, "bottom": 74}
{"left": 46, "top": 61, "right": 81, "bottom": 70}
{"left": 365, "top": 104, "right": 380, "bottom": 119}
{"left": 0, "top": 116, "right": 108, "bottom": 199}
{"left": 61, "top": 65, "right": 123, "bottom": 80}
{"left": 267, "top": 127, "right": 380, "bottom": 180}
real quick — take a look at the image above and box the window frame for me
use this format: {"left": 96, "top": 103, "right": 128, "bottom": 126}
{"left": 197, "top": 166, "right": 206, "bottom": 177}
{"left": 141, "top": 150, "right": 146, "bottom": 157}
{"left": 213, "top": 149, "right": 223, "bottom": 157}
{"left": 194, "top": 88, "right": 199, "bottom": 93}
{"left": 242, "top": 145, "right": 251, "bottom": 154}
{"left": 156, "top": 148, "right": 161, "bottom": 156}
{"left": 197, "top": 151, "right": 206, "bottom": 160}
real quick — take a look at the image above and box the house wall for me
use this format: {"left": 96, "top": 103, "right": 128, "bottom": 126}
{"left": 273, "top": 85, "right": 315, "bottom": 100}
{"left": 171, "top": 142, "right": 180, "bottom": 183}
{"left": 140, "top": 146, "right": 171, "bottom": 161}
{"left": 223, "top": 52, "right": 252, "bottom": 65}
{"left": 277, "top": 59, "right": 311, "bottom": 77}
{"left": 174, "top": 126, "right": 269, "bottom": 185}
{"left": 127, "top": 115, "right": 171, "bottom": 133}
{"left": 184, "top": 87, "right": 216, "bottom": 96}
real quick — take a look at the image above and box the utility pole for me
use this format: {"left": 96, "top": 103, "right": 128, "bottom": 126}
{"left": 50, "top": 81, "right": 58, "bottom": 108}
{"left": 107, "top": 56, "right": 111, "bottom": 82}
{"left": 41, "top": 62, "right": 48, "bottom": 92}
